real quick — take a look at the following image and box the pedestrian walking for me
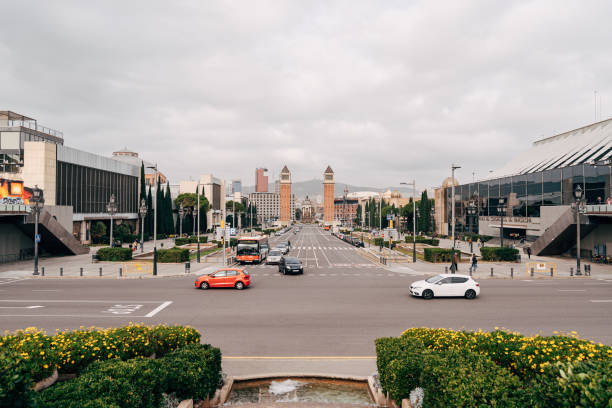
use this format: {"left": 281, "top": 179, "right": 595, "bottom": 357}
{"left": 477, "top": 238, "right": 481, "bottom": 248}
{"left": 526, "top": 246, "right": 531, "bottom": 260}
{"left": 607, "top": 197, "right": 612, "bottom": 205}
{"left": 471, "top": 253, "right": 477, "bottom": 273}
{"left": 451, "top": 251, "right": 459, "bottom": 273}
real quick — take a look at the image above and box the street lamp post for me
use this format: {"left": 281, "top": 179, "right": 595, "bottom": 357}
{"left": 30, "top": 185, "right": 44, "bottom": 276}
{"left": 106, "top": 193, "right": 118, "bottom": 247}
{"left": 147, "top": 164, "right": 158, "bottom": 276}
{"left": 178, "top": 204, "right": 184, "bottom": 237}
{"left": 139, "top": 198, "right": 147, "bottom": 253}
{"left": 451, "top": 164, "right": 461, "bottom": 250}
{"left": 498, "top": 197, "right": 507, "bottom": 248}
{"left": 401, "top": 181, "right": 417, "bottom": 263}
{"left": 574, "top": 185, "right": 584, "bottom": 275}
{"left": 467, "top": 200, "right": 477, "bottom": 253}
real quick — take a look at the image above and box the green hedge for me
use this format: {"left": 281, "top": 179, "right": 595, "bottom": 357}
{"left": 157, "top": 248, "right": 190, "bottom": 263}
{"left": 375, "top": 336, "right": 524, "bottom": 406}
{"left": 423, "top": 248, "right": 460, "bottom": 262}
{"left": 405, "top": 236, "right": 439, "bottom": 246}
{"left": 175, "top": 236, "right": 208, "bottom": 246}
{"left": 463, "top": 233, "right": 492, "bottom": 242}
{"left": 36, "top": 343, "right": 222, "bottom": 408}
{"left": 263, "top": 228, "right": 275, "bottom": 235}
{"left": 95, "top": 247, "right": 132, "bottom": 261}
{"left": 0, "top": 350, "right": 36, "bottom": 408}
{"left": 480, "top": 246, "right": 519, "bottom": 261}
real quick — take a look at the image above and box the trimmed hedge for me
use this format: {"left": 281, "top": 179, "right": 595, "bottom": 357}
{"left": 95, "top": 247, "right": 132, "bottom": 261}
{"left": 480, "top": 246, "right": 519, "bottom": 261}
{"left": 0, "top": 350, "right": 36, "bottom": 407}
{"left": 423, "top": 248, "right": 460, "bottom": 263}
{"left": 0, "top": 325, "right": 200, "bottom": 383}
{"left": 375, "top": 336, "right": 524, "bottom": 406}
{"left": 405, "top": 236, "right": 439, "bottom": 246}
{"left": 377, "top": 328, "right": 612, "bottom": 407}
{"left": 175, "top": 236, "right": 208, "bottom": 246}
{"left": 36, "top": 343, "right": 222, "bottom": 408}
{"left": 157, "top": 248, "right": 190, "bottom": 263}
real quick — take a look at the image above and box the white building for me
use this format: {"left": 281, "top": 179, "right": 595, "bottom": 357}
{"left": 179, "top": 174, "right": 225, "bottom": 231}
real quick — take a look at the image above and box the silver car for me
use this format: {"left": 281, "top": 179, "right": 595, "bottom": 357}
{"left": 267, "top": 249, "right": 283, "bottom": 264}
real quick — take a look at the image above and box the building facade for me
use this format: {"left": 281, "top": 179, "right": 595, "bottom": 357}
{"left": 111, "top": 148, "right": 167, "bottom": 186}
{"left": 334, "top": 197, "right": 358, "bottom": 226}
{"left": 279, "top": 165, "right": 292, "bottom": 225}
{"left": 435, "top": 118, "right": 612, "bottom": 257}
{"left": 248, "top": 192, "right": 279, "bottom": 226}
{"left": 323, "top": 166, "right": 335, "bottom": 225}
{"left": 255, "top": 168, "right": 268, "bottom": 192}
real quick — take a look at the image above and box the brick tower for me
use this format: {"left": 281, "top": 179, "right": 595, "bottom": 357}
{"left": 279, "top": 165, "right": 291, "bottom": 225}
{"left": 323, "top": 166, "right": 334, "bottom": 225}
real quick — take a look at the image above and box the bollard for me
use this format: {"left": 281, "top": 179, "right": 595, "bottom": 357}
{"left": 586, "top": 264, "right": 591, "bottom": 276}
{"left": 41, "top": 267, "right": 45, "bottom": 276}
{"left": 570, "top": 267, "right": 573, "bottom": 277}
{"left": 490, "top": 267, "right": 493, "bottom": 277}
{"left": 550, "top": 267, "right": 554, "bottom": 277}
{"left": 445, "top": 266, "right": 448, "bottom": 273}
{"left": 99, "top": 267, "right": 102, "bottom": 277}
{"left": 80, "top": 267, "right": 83, "bottom": 277}
{"left": 185, "top": 261, "right": 190, "bottom": 274}
{"left": 510, "top": 267, "right": 514, "bottom": 278}
{"left": 469, "top": 266, "right": 472, "bottom": 276}
{"left": 60, "top": 267, "right": 63, "bottom": 277}
{"left": 119, "top": 267, "right": 123, "bottom": 277}
{"left": 530, "top": 267, "right": 534, "bottom": 277}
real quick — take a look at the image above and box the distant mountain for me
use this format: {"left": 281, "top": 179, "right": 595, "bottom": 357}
{"left": 242, "top": 178, "right": 414, "bottom": 200}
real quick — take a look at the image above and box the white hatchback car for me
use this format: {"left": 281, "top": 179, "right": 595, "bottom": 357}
{"left": 410, "top": 274, "right": 480, "bottom": 299}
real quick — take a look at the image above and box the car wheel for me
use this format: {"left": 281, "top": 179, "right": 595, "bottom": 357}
{"left": 235, "top": 281, "right": 245, "bottom": 290}
{"left": 200, "top": 282, "right": 209, "bottom": 290}
{"left": 465, "top": 289, "right": 476, "bottom": 299}
{"left": 422, "top": 289, "right": 434, "bottom": 300}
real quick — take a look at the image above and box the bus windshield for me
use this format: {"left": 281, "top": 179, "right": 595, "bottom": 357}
{"left": 237, "top": 243, "right": 259, "bottom": 255}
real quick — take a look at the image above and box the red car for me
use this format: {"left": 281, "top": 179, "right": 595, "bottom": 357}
{"left": 194, "top": 268, "right": 250, "bottom": 290}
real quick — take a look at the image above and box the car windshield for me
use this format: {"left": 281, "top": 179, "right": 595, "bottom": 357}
{"left": 278, "top": 243, "right": 286, "bottom": 248}
{"left": 425, "top": 275, "right": 444, "bottom": 283}
{"left": 285, "top": 257, "right": 300, "bottom": 264}
{"left": 269, "top": 250, "right": 281, "bottom": 256}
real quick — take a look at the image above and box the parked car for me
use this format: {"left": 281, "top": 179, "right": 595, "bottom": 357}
{"left": 409, "top": 274, "right": 479, "bottom": 299}
{"left": 194, "top": 268, "right": 250, "bottom": 290}
{"left": 277, "top": 242, "right": 289, "bottom": 254}
{"left": 278, "top": 257, "right": 304, "bottom": 275}
{"left": 266, "top": 249, "right": 283, "bottom": 265}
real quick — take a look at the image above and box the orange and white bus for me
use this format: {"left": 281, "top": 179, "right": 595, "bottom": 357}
{"left": 236, "top": 236, "right": 269, "bottom": 264}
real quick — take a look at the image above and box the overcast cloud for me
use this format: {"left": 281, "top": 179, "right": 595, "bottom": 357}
{"left": 2, "top": 1, "right": 611, "bottom": 190}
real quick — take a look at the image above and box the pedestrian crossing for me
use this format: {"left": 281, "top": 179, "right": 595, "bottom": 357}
{"left": 247, "top": 272, "right": 410, "bottom": 278}
{"left": 291, "top": 246, "right": 358, "bottom": 250}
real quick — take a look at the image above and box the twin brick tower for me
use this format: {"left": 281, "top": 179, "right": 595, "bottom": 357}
{"left": 278, "top": 165, "right": 336, "bottom": 226}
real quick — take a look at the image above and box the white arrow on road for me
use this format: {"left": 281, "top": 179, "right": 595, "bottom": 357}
{"left": 0, "top": 305, "right": 45, "bottom": 309}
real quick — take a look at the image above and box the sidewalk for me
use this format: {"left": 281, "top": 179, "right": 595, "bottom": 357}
{"left": 0, "top": 238, "right": 225, "bottom": 279}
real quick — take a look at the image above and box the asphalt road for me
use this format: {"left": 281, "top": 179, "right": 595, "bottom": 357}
{"left": 1, "top": 225, "right": 611, "bottom": 375}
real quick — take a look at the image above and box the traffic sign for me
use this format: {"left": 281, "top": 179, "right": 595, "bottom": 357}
{"left": 230, "top": 228, "right": 236, "bottom": 236}
{"left": 386, "top": 214, "right": 392, "bottom": 220}
{"left": 224, "top": 228, "right": 230, "bottom": 241}
{"left": 35, "top": 234, "right": 41, "bottom": 243}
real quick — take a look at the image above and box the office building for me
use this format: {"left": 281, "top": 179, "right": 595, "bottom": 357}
{"left": 255, "top": 168, "right": 268, "bottom": 192}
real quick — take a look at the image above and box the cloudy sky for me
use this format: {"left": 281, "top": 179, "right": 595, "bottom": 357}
{"left": 2, "top": 1, "right": 611, "bottom": 190}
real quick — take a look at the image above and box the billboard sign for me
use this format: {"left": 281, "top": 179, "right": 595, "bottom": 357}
{"left": 0, "top": 179, "right": 33, "bottom": 205}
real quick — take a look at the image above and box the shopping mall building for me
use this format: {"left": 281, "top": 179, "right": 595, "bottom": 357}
{"left": 435, "top": 118, "right": 612, "bottom": 258}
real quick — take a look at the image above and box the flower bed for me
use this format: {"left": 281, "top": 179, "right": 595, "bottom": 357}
{"left": 376, "top": 328, "right": 612, "bottom": 407}
{"left": 0, "top": 325, "right": 203, "bottom": 407}
{"left": 35, "top": 343, "right": 222, "bottom": 407}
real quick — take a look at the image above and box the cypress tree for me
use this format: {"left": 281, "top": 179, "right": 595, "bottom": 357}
{"left": 139, "top": 163, "right": 146, "bottom": 202}
{"left": 165, "top": 182, "right": 174, "bottom": 234}
{"left": 155, "top": 179, "right": 163, "bottom": 236}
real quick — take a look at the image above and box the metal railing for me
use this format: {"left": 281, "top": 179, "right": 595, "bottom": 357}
{"left": 585, "top": 204, "right": 612, "bottom": 213}
{"left": 5, "top": 120, "right": 64, "bottom": 138}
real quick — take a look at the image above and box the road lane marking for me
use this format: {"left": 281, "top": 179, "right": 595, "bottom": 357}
{"left": 32, "top": 290, "right": 61, "bottom": 292}
{"left": 0, "top": 305, "right": 44, "bottom": 309}
{"left": 558, "top": 289, "right": 586, "bottom": 292}
{"left": 145, "top": 301, "right": 173, "bottom": 317}
{"left": 590, "top": 300, "right": 612, "bottom": 303}
{"left": 0, "top": 278, "right": 28, "bottom": 285}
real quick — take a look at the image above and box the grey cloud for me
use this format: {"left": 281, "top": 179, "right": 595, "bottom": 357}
{"left": 2, "top": 0, "right": 611, "bottom": 190}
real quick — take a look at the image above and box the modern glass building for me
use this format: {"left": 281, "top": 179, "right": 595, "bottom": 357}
{"left": 435, "top": 118, "right": 612, "bottom": 256}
